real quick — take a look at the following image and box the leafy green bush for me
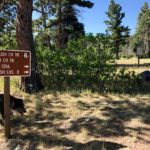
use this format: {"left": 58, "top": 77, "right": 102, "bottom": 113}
{"left": 37, "top": 34, "right": 142, "bottom": 94}
{"left": 37, "top": 34, "right": 116, "bottom": 91}
{"left": 104, "top": 68, "right": 141, "bottom": 94}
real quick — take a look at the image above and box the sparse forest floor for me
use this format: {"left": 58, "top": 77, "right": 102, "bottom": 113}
{"left": 116, "top": 58, "right": 150, "bottom": 65}
{"left": 0, "top": 91, "right": 149, "bottom": 150}
{"left": 0, "top": 58, "right": 150, "bottom": 150}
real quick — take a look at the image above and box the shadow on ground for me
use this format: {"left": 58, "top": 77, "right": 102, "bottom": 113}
{"left": 1, "top": 92, "right": 149, "bottom": 149}
{"left": 8, "top": 133, "right": 126, "bottom": 150}
{"left": 68, "top": 95, "right": 150, "bottom": 138}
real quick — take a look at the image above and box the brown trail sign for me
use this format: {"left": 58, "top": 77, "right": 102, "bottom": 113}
{"left": 0, "top": 50, "right": 31, "bottom": 139}
{"left": 0, "top": 50, "right": 31, "bottom": 76}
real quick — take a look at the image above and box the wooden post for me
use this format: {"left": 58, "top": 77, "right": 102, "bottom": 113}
{"left": 4, "top": 77, "right": 11, "bottom": 139}
{"left": 138, "top": 57, "right": 140, "bottom": 67}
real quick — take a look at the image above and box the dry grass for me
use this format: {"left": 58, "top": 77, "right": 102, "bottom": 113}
{"left": 116, "top": 57, "right": 150, "bottom": 74}
{"left": 0, "top": 77, "right": 21, "bottom": 94}
{"left": 0, "top": 90, "right": 150, "bottom": 150}
{"left": 0, "top": 58, "right": 150, "bottom": 149}
{"left": 116, "top": 57, "right": 150, "bottom": 65}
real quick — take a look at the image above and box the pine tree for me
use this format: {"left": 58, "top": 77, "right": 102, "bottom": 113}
{"left": 134, "top": 2, "right": 150, "bottom": 57}
{"left": 105, "top": 0, "right": 130, "bottom": 59}
{"left": 0, "top": 0, "right": 16, "bottom": 48}
{"left": 33, "top": 0, "right": 55, "bottom": 50}
{"left": 34, "top": 0, "right": 93, "bottom": 50}
{"left": 16, "top": 0, "right": 44, "bottom": 93}
{"left": 56, "top": 0, "right": 93, "bottom": 49}
{"left": 57, "top": 4, "right": 85, "bottom": 49}
{"left": 138, "top": 2, "right": 149, "bottom": 21}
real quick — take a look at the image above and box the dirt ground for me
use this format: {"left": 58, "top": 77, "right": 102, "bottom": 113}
{"left": 0, "top": 91, "right": 150, "bottom": 150}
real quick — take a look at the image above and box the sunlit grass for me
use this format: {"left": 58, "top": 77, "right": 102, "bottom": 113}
{"left": 116, "top": 57, "right": 150, "bottom": 64}
{"left": 116, "top": 57, "right": 150, "bottom": 74}
{"left": 0, "top": 85, "right": 149, "bottom": 149}
{"left": 0, "top": 77, "right": 25, "bottom": 99}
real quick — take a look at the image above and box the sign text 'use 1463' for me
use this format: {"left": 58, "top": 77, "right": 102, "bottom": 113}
{"left": 0, "top": 50, "right": 31, "bottom": 76}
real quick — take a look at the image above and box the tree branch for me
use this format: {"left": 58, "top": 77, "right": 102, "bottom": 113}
{"left": 32, "top": 8, "right": 47, "bottom": 15}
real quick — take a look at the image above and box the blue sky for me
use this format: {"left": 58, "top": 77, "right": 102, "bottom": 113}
{"left": 79, "top": 0, "right": 150, "bottom": 35}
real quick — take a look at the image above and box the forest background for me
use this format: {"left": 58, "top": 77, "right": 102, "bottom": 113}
{"left": 0, "top": 0, "right": 150, "bottom": 94}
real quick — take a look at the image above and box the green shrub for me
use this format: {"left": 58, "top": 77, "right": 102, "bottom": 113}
{"left": 37, "top": 34, "right": 116, "bottom": 91}
{"left": 37, "top": 34, "right": 144, "bottom": 94}
{"left": 104, "top": 68, "right": 141, "bottom": 94}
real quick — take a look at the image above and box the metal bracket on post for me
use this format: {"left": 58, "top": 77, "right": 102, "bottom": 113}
{"left": 4, "top": 77, "right": 11, "bottom": 139}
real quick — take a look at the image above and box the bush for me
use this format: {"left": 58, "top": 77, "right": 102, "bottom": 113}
{"left": 37, "top": 34, "right": 116, "bottom": 91}
{"left": 104, "top": 68, "right": 141, "bottom": 94}
{"left": 37, "top": 34, "right": 144, "bottom": 94}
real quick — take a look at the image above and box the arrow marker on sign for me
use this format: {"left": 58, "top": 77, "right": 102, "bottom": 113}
{"left": 0, "top": 50, "right": 31, "bottom": 76}
{"left": 24, "top": 65, "right": 29, "bottom": 68}
{"left": 24, "top": 71, "right": 29, "bottom": 74}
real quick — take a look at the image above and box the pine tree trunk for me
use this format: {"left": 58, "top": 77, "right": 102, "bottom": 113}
{"left": 147, "top": 31, "right": 150, "bottom": 58}
{"left": 16, "top": 0, "right": 44, "bottom": 93}
{"left": 56, "top": 0, "right": 62, "bottom": 50}
{"left": 114, "top": 41, "right": 119, "bottom": 59}
{"left": 116, "top": 50, "right": 119, "bottom": 59}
